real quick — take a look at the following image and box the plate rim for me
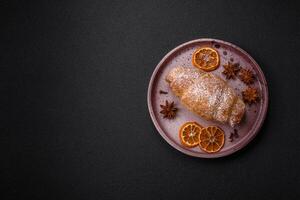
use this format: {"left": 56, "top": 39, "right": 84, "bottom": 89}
{"left": 147, "top": 38, "right": 269, "bottom": 158}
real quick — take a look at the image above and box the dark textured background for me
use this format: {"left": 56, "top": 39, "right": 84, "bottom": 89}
{"left": 4, "top": 0, "right": 300, "bottom": 199}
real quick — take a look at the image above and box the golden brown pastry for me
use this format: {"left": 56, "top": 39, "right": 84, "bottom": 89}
{"left": 166, "top": 66, "right": 245, "bottom": 127}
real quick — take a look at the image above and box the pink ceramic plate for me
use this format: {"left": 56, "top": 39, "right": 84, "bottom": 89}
{"left": 147, "top": 38, "right": 268, "bottom": 158}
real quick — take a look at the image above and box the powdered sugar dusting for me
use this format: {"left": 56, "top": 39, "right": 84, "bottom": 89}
{"left": 166, "top": 66, "right": 245, "bottom": 126}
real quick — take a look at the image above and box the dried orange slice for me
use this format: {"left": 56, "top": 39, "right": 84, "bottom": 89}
{"left": 179, "top": 122, "right": 203, "bottom": 147}
{"left": 199, "top": 126, "right": 225, "bottom": 153}
{"left": 192, "top": 47, "right": 220, "bottom": 71}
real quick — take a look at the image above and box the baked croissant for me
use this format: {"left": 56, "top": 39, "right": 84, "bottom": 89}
{"left": 166, "top": 66, "right": 245, "bottom": 127}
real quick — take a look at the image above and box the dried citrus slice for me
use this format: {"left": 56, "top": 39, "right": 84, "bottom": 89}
{"left": 179, "top": 122, "right": 203, "bottom": 147}
{"left": 199, "top": 126, "right": 225, "bottom": 153}
{"left": 192, "top": 47, "right": 220, "bottom": 71}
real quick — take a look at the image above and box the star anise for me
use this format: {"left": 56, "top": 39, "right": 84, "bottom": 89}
{"left": 239, "top": 68, "right": 255, "bottom": 84}
{"left": 160, "top": 100, "right": 178, "bottom": 119}
{"left": 222, "top": 62, "right": 240, "bottom": 79}
{"left": 242, "top": 87, "right": 259, "bottom": 104}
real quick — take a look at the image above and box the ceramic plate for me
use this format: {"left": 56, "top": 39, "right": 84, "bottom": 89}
{"left": 147, "top": 38, "right": 268, "bottom": 158}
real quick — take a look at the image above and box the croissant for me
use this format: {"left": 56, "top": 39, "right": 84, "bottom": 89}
{"left": 166, "top": 66, "right": 245, "bottom": 127}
